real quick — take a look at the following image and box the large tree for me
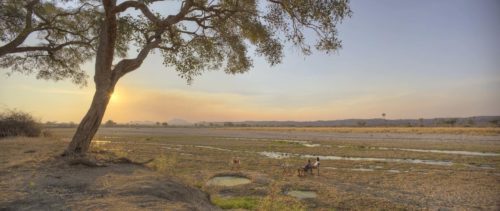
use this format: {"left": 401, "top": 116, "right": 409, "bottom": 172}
{"left": 1, "top": 0, "right": 351, "bottom": 156}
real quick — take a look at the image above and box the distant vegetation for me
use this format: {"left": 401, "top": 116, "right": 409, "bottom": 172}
{"left": 37, "top": 116, "right": 500, "bottom": 130}
{"left": 194, "top": 116, "right": 500, "bottom": 128}
{"left": 40, "top": 116, "right": 500, "bottom": 129}
{"left": 104, "top": 120, "right": 118, "bottom": 127}
{"left": 0, "top": 110, "right": 41, "bottom": 138}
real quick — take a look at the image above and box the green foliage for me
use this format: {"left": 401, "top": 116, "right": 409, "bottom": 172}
{"left": 1, "top": 0, "right": 352, "bottom": 85}
{"left": 0, "top": 109, "right": 41, "bottom": 138}
{"left": 212, "top": 196, "right": 260, "bottom": 210}
{"left": 0, "top": 0, "right": 100, "bottom": 85}
{"left": 157, "top": 0, "right": 351, "bottom": 83}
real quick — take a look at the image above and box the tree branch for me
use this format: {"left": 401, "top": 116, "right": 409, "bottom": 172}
{"left": 7, "top": 40, "right": 95, "bottom": 54}
{"left": 0, "top": 0, "right": 39, "bottom": 57}
{"left": 112, "top": 38, "right": 161, "bottom": 81}
{"left": 110, "top": 0, "right": 197, "bottom": 80}
{"left": 113, "top": 1, "right": 161, "bottom": 24}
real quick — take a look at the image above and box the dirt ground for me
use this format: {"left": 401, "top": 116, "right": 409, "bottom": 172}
{"left": 0, "top": 137, "right": 219, "bottom": 211}
{"left": 1, "top": 127, "right": 499, "bottom": 210}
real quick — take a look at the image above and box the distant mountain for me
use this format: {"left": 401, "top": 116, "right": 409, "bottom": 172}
{"left": 196, "top": 116, "right": 500, "bottom": 127}
{"left": 168, "top": 118, "right": 193, "bottom": 126}
{"left": 129, "top": 121, "right": 156, "bottom": 125}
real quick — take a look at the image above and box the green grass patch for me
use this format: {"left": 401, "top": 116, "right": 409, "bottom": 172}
{"left": 212, "top": 196, "right": 260, "bottom": 210}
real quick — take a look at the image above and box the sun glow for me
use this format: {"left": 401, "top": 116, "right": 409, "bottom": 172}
{"left": 110, "top": 92, "right": 119, "bottom": 103}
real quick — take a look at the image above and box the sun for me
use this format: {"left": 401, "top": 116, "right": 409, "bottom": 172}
{"left": 110, "top": 92, "right": 119, "bottom": 103}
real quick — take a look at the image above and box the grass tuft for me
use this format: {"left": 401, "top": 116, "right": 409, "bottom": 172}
{"left": 148, "top": 153, "right": 177, "bottom": 173}
{"left": 212, "top": 196, "right": 259, "bottom": 210}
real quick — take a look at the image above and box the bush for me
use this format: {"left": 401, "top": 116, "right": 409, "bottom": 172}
{"left": 0, "top": 110, "right": 41, "bottom": 138}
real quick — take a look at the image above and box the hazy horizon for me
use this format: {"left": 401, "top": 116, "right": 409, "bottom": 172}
{"left": 37, "top": 114, "right": 500, "bottom": 125}
{"left": 1, "top": 0, "right": 499, "bottom": 123}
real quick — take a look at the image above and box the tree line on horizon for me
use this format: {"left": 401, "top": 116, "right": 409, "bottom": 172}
{"left": 193, "top": 116, "right": 500, "bottom": 127}
{"left": 1, "top": 109, "right": 499, "bottom": 139}
{"left": 41, "top": 116, "right": 500, "bottom": 128}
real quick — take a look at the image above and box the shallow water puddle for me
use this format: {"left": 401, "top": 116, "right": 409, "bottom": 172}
{"left": 258, "top": 151, "right": 291, "bottom": 159}
{"left": 102, "top": 136, "right": 121, "bottom": 139}
{"left": 302, "top": 143, "right": 321, "bottom": 147}
{"left": 350, "top": 168, "right": 374, "bottom": 172}
{"left": 301, "top": 154, "right": 453, "bottom": 166}
{"left": 206, "top": 176, "right": 251, "bottom": 187}
{"left": 377, "top": 147, "right": 500, "bottom": 156}
{"left": 286, "top": 190, "right": 317, "bottom": 199}
{"left": 325, "top": 167, "right": 401, "bottom": 173}
{"left": 274, "top": 140, "right": 321, "bottom": 147}
{"left": 195, "top": 146, "right": 234, "bottom": 152}
{"left": 217, "top": 137, "right": 267, "bottom": 141}
{"left": 219, "top": 137, "right": 323, "bottom": 147}
{"left": 259, "top": 151, "right": 453, "bottom": 166}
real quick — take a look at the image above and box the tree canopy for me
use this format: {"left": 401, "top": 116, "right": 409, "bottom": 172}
{"left": 1, "top": 0, "right": 352, "bottom": 85}
{"left": 0, "top": 0, "right": 100, "bottom": 85}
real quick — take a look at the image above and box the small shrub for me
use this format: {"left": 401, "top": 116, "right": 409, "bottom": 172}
{"left": 0, "top": 109, "right": 41, "bottom": 138}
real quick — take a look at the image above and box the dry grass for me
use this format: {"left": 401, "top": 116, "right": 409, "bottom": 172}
{"left": 3, "top": 128, "right": 499, "bottom": 210}
{"left": 222, "top": 126, "right": 500, "bottom": 135}
{"left": 258, "top": 183, "right": 305, "bottom": 211}
{"left": 147, "top": 153, "right": 178, "bottom": 174}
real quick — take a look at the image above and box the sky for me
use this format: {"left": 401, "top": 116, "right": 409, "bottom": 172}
{"left": 1, "top": 0, "right": 499, "bottom": 123}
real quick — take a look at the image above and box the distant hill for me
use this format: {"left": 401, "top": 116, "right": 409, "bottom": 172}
{"left": 168, "top": 118, "right": 193, "bottom": 126}
{"left": 196, "top": 116, "right": 500, "bottom": 127}
{"left": 129, "top": 121, "right": 156, "bottom": 125}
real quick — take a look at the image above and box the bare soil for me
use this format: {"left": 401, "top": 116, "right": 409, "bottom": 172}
{"left": 1, "top": 127, "right": 499, "bottom": 210}
{"left": 0, "top": 137, "right": 219, "bottom": 211}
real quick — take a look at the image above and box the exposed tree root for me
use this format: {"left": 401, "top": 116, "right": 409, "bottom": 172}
{"left": 67, "top": 157, "right": 107, "bottom": 167}
{"left": 110, "top": 157, "right": 154, "bottom": 165}
{"left": 62, "top": 150, "right": 153, "bottom": 168}
{"left": 64, "top": 156, "right": 153, "bottom": 168}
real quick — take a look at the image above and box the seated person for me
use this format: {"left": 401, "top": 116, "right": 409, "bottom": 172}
{"left": 312, "top": 157, "right": 320, "bottom": 168}
{"left": 311, "top": 157, "right": 320, "bottom": 175}
{"left": 298, "top": 159, "right": 312, "bottom": 176}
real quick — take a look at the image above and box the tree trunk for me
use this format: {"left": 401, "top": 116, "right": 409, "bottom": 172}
{"left": 63, "top": 0, "right": 118, "bottom": 156}
{"left": 64, "top": 84, "right": 114, "bottom": 156}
